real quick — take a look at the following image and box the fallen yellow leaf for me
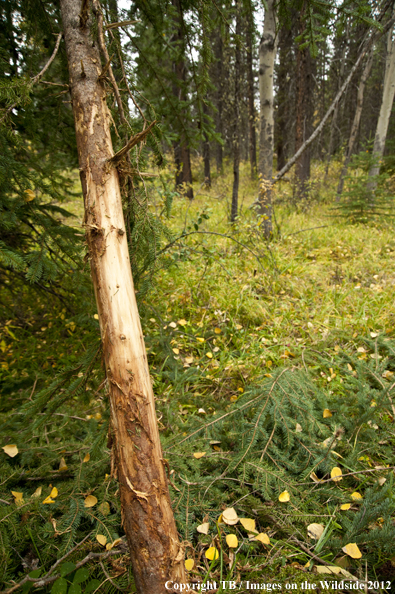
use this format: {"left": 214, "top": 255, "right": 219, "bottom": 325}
{"left": 98, "top": 501, "right": 110, "bottom": 516}
{"left": 214, "top": 327, "right": 222, "bottom": 334}
{"left": 206, "top": 352, "right": 213, "bottom": 359}
{"left": 226, "top": 534, "right": 238, "bottom": 548}
{"left": 58, "top": 457, "right": 68, "bottom": 472}
{"left": 178, "top": 319, "right": 187, "bottom": 326}
{"left": 323, "top": 409, "right": 332, "bottom": 418}
{"left": 83, "top": 453, "right": 90, "bottom": 463}
{"left": 196, "top": 522, "right": 210, "bottom": 534}
{"left": 42, "top": 496, "right": 55, "bottom": 504}
{"left": 84, "top": 495, "right": 98, "bottom": 508}
{"left": 340, "top": 503, "right": 351, "bottom": 510}
{"left": 205, "top": 547, "right": 219, "bottom": 561}
{"left": 255, "top": 533, "right": 270, "bottom": 545}
{"left": 239, "top": 518, "right": 256, "bottom": 533}
{"left": 11, "top": 491, "right": 24, "bottom": 504}
{"left": 185, "top": 558, "right": 194, "bottom": 570}
{"left": 342, "top": 543, "right": 362, "bottom": 559}
{"left": 185, "top": 356, "right": 194, "bottom": 364}
{"left": 307, "top": 523, "right": 324, "bottom": 540}
{"left": 96, "top": 534, "right": 107, "bottom": 546}
{"left": 222, "top": 507, "right": 239, "bottom": 526}
{"left": 2, "top": 444, "right": 18, "bottom": 458}
{"left": 172, "top": 348, "right": 180, "bottom": 355}
{"left": 193, "top": 452, "right": 206, "bottom": 459}
{"left": 196, "top": 337, "right": 205, "bottom": 343}
{"left": 279, "top": 491, "right": 290, "bottom": 502}
{"left": 351, "top": 492, "right": 362, "bottom": 501}
{"left": 31, "top": 486, "right": 42, "bottom": 498}
{"left": 24, "top": 189, "right": 35, "bottom": 202}
{"left": 330, "top": 467, "right": 342, "bottom": 482}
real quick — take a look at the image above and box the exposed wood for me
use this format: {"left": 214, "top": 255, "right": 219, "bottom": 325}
{"left": 59, "top": 0, "right": 186, "bottom": 591}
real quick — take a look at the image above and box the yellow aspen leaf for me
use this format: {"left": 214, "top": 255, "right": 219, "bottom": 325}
{"left": 185, "top": 356, "right": 194, "bottom": 364}
{"left": 226, "top": 534, "right": 238, "bottom": 548}
{"left": 370, "top": 400, "right": 377, "bottom": 407}
{"left": 222, "top": 507, "right": 239, "bottom": 526}
{"left": 50, "top": 487, "right": 58, "bottom": 499}
{"left": 205, "top": 547, "right": 219, "bottom": 561}
{"left": 172, "top": 348, "right": 180, "bottom": 355}
{"left": 279, "top": 491, "right": 290, "bottom": 502}
{"left": 99, "top": 501, "right": 110, "bottom": 516}
{"left": 2, "top": 444, "right": 18, "bottom": 458}
{"left": 310, "top": 472, "right": 321, "bottom": 483}
{"left": 93, "top": 314, "right": 99, "bottom": 319}
{"left": 235, "top": 324, "right": 243, "bottom": 330}
{"left": 185, "top": 558, "right": 194, "bottom": 571}
{"left": 255, "top": 533, "right": 270, "bottom": 545}
{"left": 42, "top": 496, "right": 55, "bottom": 504}
{"left": 31, "top": 486, "right": 42, "bottom": 498}
{"left": 342, "top": 543, "right": 362, "bottom": 559}
{"left": 206, "top": 352, "right": 213, "bottom": 359}
{"left": 83, "top": 453, "right": 90, "bottom": 463}
{"left": 239, "top": 518, "right": 256, "bottom": 532}
{"left": 96, "top": 534, "right": 107, "bottom": 546}
{"left": 214, "top": 327, "right": 221, "bottom": 334}
{"left": 169, "top": 322, "right": 177, "bottom": 328}
{"left": 340, "top": 503, "right": 351, "bottom": 510}
{"left": 11, "top": 491, "right": 24, "bottom": 505}
{"left": 193, "top": 452, "right": 206, "bottom": 459}
{"left": 307, "top": 523, "right": 325, "bottom": 540}
{"left": 330, "top": 467, "right": 342, "bottom": 482}
{"left": 351, "top": 492, "right": 363, "bottom": 501}
{"left": 197, "top": 522, "right": 210, "bottom": 534}
{"left": 94, "top": 412, "right": 101, "bottom": 420}
{"left": 178, "top": 319, "right": 187, "bottom": 326}
{"left": 295, "top": 423, "right": 302, "bottom": 433}
{"left": 106, "top": 542, "right": 113, "bottom": 551}
{"left": 196, "top": 337, "right": 205, "bottom": 343}
{"left": 84, "top": 495, "right": 98, "bottom": 508}
{"left": 24, "top": 189, "right": 35, "bottom": 202}
{"left": 112, "top": 538, "right": 122, "bottom": 547}
{"left": 58, "top": 457, "right": 68, "bottom": 472}
{"left": 323, "top": 409, "right": 332, "bottom": 418}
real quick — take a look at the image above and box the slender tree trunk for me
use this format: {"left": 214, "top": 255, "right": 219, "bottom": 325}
{"left": 172, "top": 0, "right": 193, "bottom": 199}
{"left": 368, "top": 24, "right": 395, "bottom": 190}
{"left": 246, "top": 0, "right": 257, "bottom": 178}
{"left": 257, "top": 0, "right": 276, "bottom": 236}
{"left": 59, "top": 1, "right": 186, "bottom": 591}
{"left": 231, "top": 0, "right": 241, "bottom": 222}
{"left": 336, "top": 47, "right": 374, "bottom": 198}
{"left": 214, "top": 32, "right": 224, "bottom": 174}
{"left": 325, "top": 28, "right": 348, "bottom": 176}
{"left": 275, "top": 25, "right": 292, "bottom": 172}
{"left": 295, "top": 6, "right": 313, "bottom": 198}
{"left": 203, "top": 103, "right": 211, "bottom": 187}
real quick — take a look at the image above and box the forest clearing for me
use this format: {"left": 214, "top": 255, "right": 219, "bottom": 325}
{"left": 1, "top": 0, "right": 395, "bottom": 592}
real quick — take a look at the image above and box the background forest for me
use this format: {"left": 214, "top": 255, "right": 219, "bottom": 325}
{"left": 1, "top": 0, "right": 395, "bottom": 592}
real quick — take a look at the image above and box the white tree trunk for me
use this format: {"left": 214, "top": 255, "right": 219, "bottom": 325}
{"left": 368, "top": 25, "right": 395, "bottom": 187}
{"left": 257, "top": 0, "right": 277, "bottom": 236}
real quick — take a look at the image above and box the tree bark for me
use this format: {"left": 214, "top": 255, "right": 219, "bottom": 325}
{"left": 59, "top": 1, "right": 186, "bottom": 591}
{"left": 246, "top": 0, "right": 257, "bottom": 179}
{"left": 231, "top": 0, "right": 241, "bottom": 222}
{"left": 275, "top": 24, "right": 293, "bottom": 172}
{"left": 257, "top": 0, "right": 276, "bottom": 236}
{"left": 214, "top": 31, "right": 224, "bottom": 174}
{"left": 368, "top": 23, "right": 395, "bottom": 190}
{"left": 336, "top": 47, "right": 374, "bottom": 198}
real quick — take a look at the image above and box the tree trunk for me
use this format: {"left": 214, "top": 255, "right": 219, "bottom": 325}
{"left": 275, "top": 24, "right": 292, "bottom": 172}
{"left": 257, "top": 0, "right": 276, "bottom": 236}
{"left": 172, "top": 0, "right": 193, "bottom": 199}
{"left": 336, "top": 47, "right": 374, "bottom": 199}
{"left": 231, "top": 0, "right": 241, "bottom": 222}
{"left": 368, "top": 24, "right": 395, "bottom": 190}
{"left": 202, "top": 101, "right": 211, "bottom": 187}
{"left": 59, "top": 1, "right": 186, "bottom": 591}
{"left": 295, "top": 7, "right": 313, "bottom": 198}
{"left": 214, "top": 32, "right": 224, "bottom": 174}
{"left": 246, "top": 0, "right": 257, "bottom": 179}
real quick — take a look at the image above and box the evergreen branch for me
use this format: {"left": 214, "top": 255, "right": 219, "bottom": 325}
{"left": 297, "top": 466, "right": 395, "bottom": 485}
{"left": 105, "top": 20, "right": 141, "bottom": 30}
{"left": 0, "top": 542, "right": 126, "bottom": 594}
{"left": 1, "top": 32, "right": 62, "bottom": 123}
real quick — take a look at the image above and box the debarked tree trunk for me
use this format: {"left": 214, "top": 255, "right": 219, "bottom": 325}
{"left": 59, "top": 0, "right": 186, "bottom": 591}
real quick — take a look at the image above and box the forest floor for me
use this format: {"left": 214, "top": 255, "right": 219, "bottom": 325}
{"left": 1, "top": 160, "right": 395, "bottom": 593}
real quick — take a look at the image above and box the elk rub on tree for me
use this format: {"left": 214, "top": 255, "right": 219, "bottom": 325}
{"left": 59, "top": 0, "right": 186, "bottom": 591}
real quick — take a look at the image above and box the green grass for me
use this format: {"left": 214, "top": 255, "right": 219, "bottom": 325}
{"left": 1, "top": 158, "right": 395, "bottom": 592}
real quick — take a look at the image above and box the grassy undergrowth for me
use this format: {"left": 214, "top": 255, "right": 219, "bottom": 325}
{"left": 1, "top": 159, "right": 395, "bottom": 593}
